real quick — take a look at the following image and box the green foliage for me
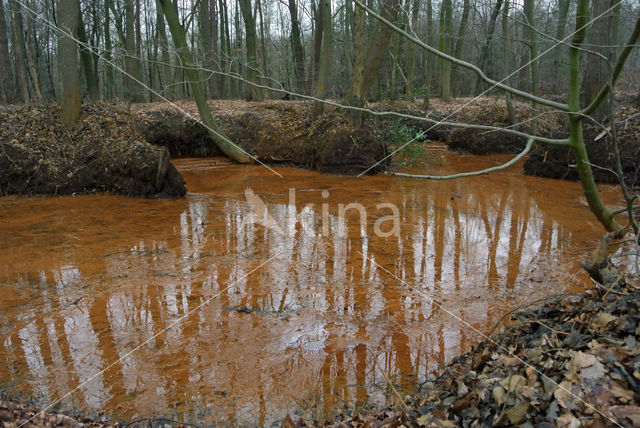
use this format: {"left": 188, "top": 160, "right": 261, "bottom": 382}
{"left": 384, "top": 121, "right": 442, "bottom": 168}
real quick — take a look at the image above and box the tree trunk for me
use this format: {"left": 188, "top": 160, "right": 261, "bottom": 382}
{"left": 103, "top": 0, "right": 114, "bottom": 99}
{"left": 77, "top": 7, "right": 99, "bottom": 101}
{"left": 423, "top": 0, "right": 433, "bottom": 108}
{"left": 450, "top": 0, "right": 470, "bottom": 96}
{"left": 0, "top": 0, "right": 14, "bottom": 103}
{"left": 23, "top": 0, "right": 41, "bottom": 102}
{"left": 438, "top": 0, "right": 452, "bottom": 100}
{"left": 502, "top": 0, "right": 515, "bottom": 124}
{"left": 551, "top": 0, "right": 571, "bottom": 93}
{"left": 124, "top": 0, "right": 143, "bottom": 102}
{"left": 287, "top": 0, "right": 305, "bottom": 93}
{"left": 9, "top": 0, "right": 30, "bottom": 103}
{"left": 569, "top": 0, "right": 619, "bottom": 232}
{"left": 346, "top": 0, "right": 401, "bottom": 125}
{"left": 474, "top": 0, "right": 503, "bottom": 94}
{"left": 404, "top": 0, "right": 419, "bottom": 98}
{"left": 158, "top": 0, "right": 253, "bottom": 163}
{"left": 581, "top": 0, "right": 620, "bottom": 122}
{"left": 312, "top": 0, "right": 332, "bottom": 115}
{"left": 238, "top": 0, "right": 261, "bottom": 100}
{"left": 58, "top": 0, "right": 81, "bottom": 126}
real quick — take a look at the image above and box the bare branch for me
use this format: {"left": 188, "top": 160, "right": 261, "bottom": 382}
{"left": 392, "top": 138, "right": 534, "bottom": 180}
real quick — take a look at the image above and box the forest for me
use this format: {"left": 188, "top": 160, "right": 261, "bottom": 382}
{"left": 1, "top": 0, "right": 640, "bottom": 426}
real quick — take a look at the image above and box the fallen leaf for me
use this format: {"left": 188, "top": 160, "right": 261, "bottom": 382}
{"left": 590, "top": 312, "right": 617, "bottom": 332}
{"left": 609, "top": 405, "right": 640, "bottom": 426}
{"left": 554, "top": 380, "right": 582, "bottom": 411}
{"left": 493, "top": 386, "right": 506, "bottom": 406}
{"left": 500, "top": 374, "right": 526, "bottom": 393}
{"left": 569, "top": 351, "right": 596, "bottom": 372}
{"left": 505, "top": 402, "right": 531, "bottom": 425}
{"left": 557, "top": 413, "right": 581, "bottom": 428}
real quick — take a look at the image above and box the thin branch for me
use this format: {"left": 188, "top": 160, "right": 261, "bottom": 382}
{"left": 392, "top": 138, "right": 534, "bottom": 180}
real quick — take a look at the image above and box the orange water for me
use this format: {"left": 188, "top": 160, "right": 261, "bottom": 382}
{"left": 0, "top": 153, "right": 615, "bottom": 425}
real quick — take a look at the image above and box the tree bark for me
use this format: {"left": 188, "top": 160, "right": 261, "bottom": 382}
{"left": 312, "top": 0, "right": 332, "bottom": 115}
{"left": 0, "top": 0, "right": 14, "bottom": 103}
{"left": 158, "top": 0, "right": 253, "bottom": 163}
{"left": 581, "top": 0, "right": 620, "bottom": 122}
{"left": 238, "top": 0, "right": 262, "bottom": 100}
{"left": 438, "top": 0, "right": 452, "bottom": 100}
{"left": 502, "top": 0, "right": 515, "bottom": 124}
{"left": 346, "top": 0, "right": 401, "bottom": 125}
{"left": 404, "top": 0, "right": 419, "bottom": 98}
{"left": 451, "top": 0, "right": 470, "bottom": 96}
{"left": 474, "top": 0, "right": 503, "bottom": 94}
{"left": 77, "top": 7, "right": 99, "bottom": 101}
{"left": 551, "top": 0, "right": 571, "bottom": 93}
{"left": 9, "top": 0, "right": 30, "bottom": 103}
{"left": 287, "top": 0, "right": 305, "bottom": 93}
{"left": 58, "top": 0, "right": 81, "bottom": 126}
{"left": 124, "top": 0, "right": 143, "bottom": 102}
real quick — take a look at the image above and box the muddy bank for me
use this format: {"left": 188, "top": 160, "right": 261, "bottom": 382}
{"left": 0, "top": 103, "right": 185, "bottom": 198}
{"left": 314, "top": 272, "right": 640, "bottom": 427}
{"left": 134, "top": 100, "right": 388, "bottom": 174}
{"left": 368, "top": 97, "right": 563, "bottom": 155}
{"left": 523, "top": 106, "right": 640, "bottom": 187}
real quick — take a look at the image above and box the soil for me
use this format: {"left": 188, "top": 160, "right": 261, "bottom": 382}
{"left": 0, "top": 102, "right": 185, "bottom": 198}
{"left": 367, "top": 97, "right": 563, "bottom": 155}
{"left": 134, "top": 100, "right": 389, "bottom": 174}
{"left": 523, "top": 105, "right": 640, "bottom": 187}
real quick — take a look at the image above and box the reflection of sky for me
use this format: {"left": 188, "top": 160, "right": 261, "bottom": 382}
{"left": 0, "top": 170, "right": 581, "bottom": 425}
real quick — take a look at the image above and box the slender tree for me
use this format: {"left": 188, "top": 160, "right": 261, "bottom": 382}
{"left": 438, "top": 0, "right": 453, "bottom": 100}
{"left": 0, "top": 0, "right": 13, "bottom": 103}
{"left": 312, "top": 0, "right": 332, "bottom": 115}
{"left": 9, "top": 0, "right": 30, "bottom": 103}
{"left": 158, "top": 0, "right": 253, "bottom": 163}
{"left": 77, "top": 7, "right": 99, "bottom": 101}
{"left": 58, "top": 0, "right": 81, "bottom": 126}
{"left": 346, "top": 0, "right": 401, "bottom": 125}
{"left": 238, "top": 0, "right": 262, "bottom": 100}
{"left": 287, "top": 0, "right": 305, "bottom": 93}
{"left": 450, "top": 0, "right": 470, "bottom": 96}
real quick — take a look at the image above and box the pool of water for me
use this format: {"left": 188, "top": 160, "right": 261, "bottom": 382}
{"left": 0, "top": 153, "right": 618, "bottom": 425}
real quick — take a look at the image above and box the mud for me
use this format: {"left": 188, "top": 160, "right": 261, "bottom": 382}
{"left": 0, "top": 153, "right": 622, "bottom": 426}
{"left": 0, "top": 103, "right": 185, "bottom": 198}
{"left": 134, "top": 101, "right": 388, "bottom": 175}
{"left": 523, "top": 112, "right": 640, "bottom": 187}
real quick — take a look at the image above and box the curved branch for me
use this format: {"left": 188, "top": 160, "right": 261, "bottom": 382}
{"left": 352, "top": 0, "right": 568, "bottom": 111}
{"left": 392, "top": 138, "right": 534, "bottom": 180}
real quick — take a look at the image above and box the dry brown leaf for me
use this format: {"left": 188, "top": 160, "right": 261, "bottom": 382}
{"left": 500, "top": 374, "right": 526, "bottom": 393}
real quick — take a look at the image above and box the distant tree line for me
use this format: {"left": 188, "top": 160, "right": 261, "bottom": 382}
{"left": 0, "top": 0, "right": 638, "bottom": 108}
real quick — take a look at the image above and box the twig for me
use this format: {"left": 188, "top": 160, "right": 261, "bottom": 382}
{"left": 373, "top": 355, "right": 410, "bottom": 413}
